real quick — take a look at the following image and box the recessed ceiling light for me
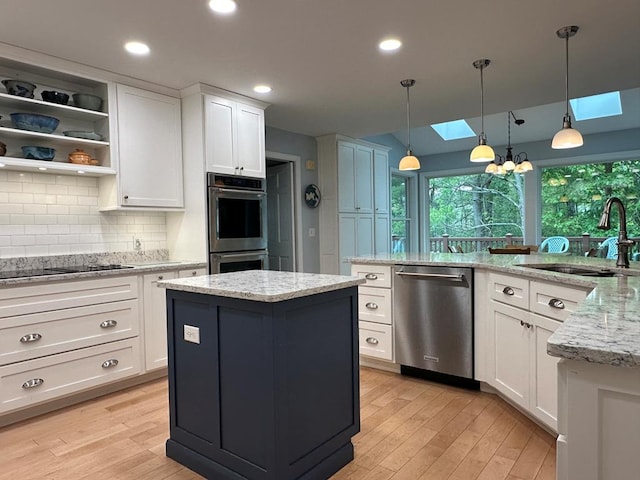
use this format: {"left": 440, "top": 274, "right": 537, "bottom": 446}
{"left": 38, "top": 167, "right": 47, "bottom": 171}
{"left": 0, "top": 163, "right": 5, "bottom": 168}
{"left": 379, "top": 38, "right": 402, "bottom": 52}
{"left": 125, "top": 41, "right": 150, "bottom": 55}
{"left": 253, "top": 85, "right": 272, "bottom": 94}
{"left": 77, "top": 170, "right": 85, "bottom": 174}
{"left": 209, "top": 0, "right": 237, "bottom": 14}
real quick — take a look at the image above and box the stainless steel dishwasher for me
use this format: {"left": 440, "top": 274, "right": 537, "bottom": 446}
{"left": 393, "top": 265, "right": 476, "bottom": 387}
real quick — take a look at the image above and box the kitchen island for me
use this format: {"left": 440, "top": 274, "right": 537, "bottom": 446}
{"left": 349, "top": 252, "right": 640, "bottom": 480}
{"left": 158, "top": 270, "right": 365, "bottom": 480}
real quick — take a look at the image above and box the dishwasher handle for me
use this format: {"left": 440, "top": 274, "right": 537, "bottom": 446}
{"left": 395, "top": 271, "right": 465, "bottom": 282}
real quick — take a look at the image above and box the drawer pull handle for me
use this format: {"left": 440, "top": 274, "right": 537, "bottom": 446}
{"left": 365, "top": 273, "right": 378, "bottom": 280}
{"left": 502, "top": 286, "right": 515, "bottom": 296}
{"left": 102, "top": 359, "right": 119, "bottom": 369}
{"left": 100, "top": 320, "right": 118, "bottom": 329}
{"left": 365, "top": 337, "right": 379, "bottom": 345}
{"left": 22, "top": 378, "right": 44, "bottom": 389}
{"left": 549, "top": 298, "right": 565, "bottom": 309}
{"left": 20, "top": 333, "right": 42, "bottom": 343}
{"left": 365, "top": 302, "right": 379, "bottom": 310}
{"left": 520, "top": 320, "right": 532, "bottom": 329}
{"left": 190, "top": 271, "right": 197, "bottom": 276}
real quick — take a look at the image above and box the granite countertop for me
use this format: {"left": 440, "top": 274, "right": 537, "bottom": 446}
{"left": 0, "top": 251, "right": 206, "bottom": 286}
{"left": 158, "top": 270, "right": 365, "bottom": 302}
{"left": 350, "top": 252, "right": 640, "bottom": 368}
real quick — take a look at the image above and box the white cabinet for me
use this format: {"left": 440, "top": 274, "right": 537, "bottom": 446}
{"left": 486, "top": 272, "right": 590, "bottom": 431}
{"left": 557, "top": 359, "right": 640, "bottom": 480}
{"left": 338, "top": 143, "right": 373, "bottom": 213}
{"left": 0, "top": 275, "right": 141, "bottom": 414}
{"left": 205, "top": 94, "right": 265, "bottom": 178}
{"left": 318, "top": 135, "right": 391, "bottom": 274}
{"left": 142, "top": 267, "right": 206, "bottom": 371}
{"left": 103, "top": 84, "right": 183, "bottom": 209}
{"left": 351, "top": 264, "right": 394, "bottom": 362}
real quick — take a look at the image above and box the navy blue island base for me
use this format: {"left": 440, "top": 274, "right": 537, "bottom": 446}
{"left": 165, "top": 286, "right": 360, "bottom": 480}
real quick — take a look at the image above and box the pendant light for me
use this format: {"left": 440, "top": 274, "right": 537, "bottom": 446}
{"left": 552, "top": 25, "right": 583, "bottom": 149}
{"left": 470, "top": 59, "right": 495, "bottom": 162}
{"left": 399, "top": 79, "right": 420, "bottom": 171}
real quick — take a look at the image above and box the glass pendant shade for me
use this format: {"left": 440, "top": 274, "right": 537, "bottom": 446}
{"left": 485, "top": 162, "right": 498, "bottom": 174}
{"left": 399, "top": 153, "right": 420, "bottom": 171}
{"left": 470, "top": 142, "right": 495, "bottom": 162}
{"left": 518, "top": 159, "right": 533, "bottom": 172}
{"left": 552, "top": 125, "right": 584, "bottom": 149}
{"left": 503, "top": 159, "right": 516, "bottom": 171}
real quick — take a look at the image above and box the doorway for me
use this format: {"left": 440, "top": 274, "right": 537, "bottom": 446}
{"left": 266, "top": 155, "right": 298, "bottom": 271}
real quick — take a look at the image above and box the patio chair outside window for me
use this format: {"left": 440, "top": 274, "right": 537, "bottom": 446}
{"left": 540, "top": 236, "right": 570, "bottom": 253}
{"left": 599, "top": 236, "right": 618, "bottom": 259}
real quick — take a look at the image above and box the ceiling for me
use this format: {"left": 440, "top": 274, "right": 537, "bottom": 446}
{"left": 1, "top": 0, "right": 638, "bottom": 155}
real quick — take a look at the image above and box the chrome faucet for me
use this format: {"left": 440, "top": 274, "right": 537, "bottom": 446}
{"left": 597, "top": 196, "right": 635, "bottom": 268}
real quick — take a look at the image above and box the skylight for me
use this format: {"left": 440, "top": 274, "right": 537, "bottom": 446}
{"left": 431, "top": 120, "right": 475, "bottom": 141}
{"left": 570, "top": 91, "right": 622, "bottom": 121}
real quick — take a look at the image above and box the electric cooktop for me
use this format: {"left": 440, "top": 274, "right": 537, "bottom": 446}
{"left": 0, "top": 264, "right": 133, "bottom": 280}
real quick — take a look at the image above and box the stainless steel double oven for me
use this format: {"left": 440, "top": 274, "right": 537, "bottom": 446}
{"left": 207, "top": 173, "right": 268, "bottom": 273}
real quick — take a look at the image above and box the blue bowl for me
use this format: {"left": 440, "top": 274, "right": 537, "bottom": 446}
{"left": 21, "top": 146, "right": 56, "bottom": 160}
{"left": 10, "top": 113, "right": 60, "bottom": 134}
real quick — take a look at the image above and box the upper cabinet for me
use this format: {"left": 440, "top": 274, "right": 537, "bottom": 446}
{"left": 99, "top": 84, "right": 183, "bottom": 209}
{"left": 0, "top": 58, "right": 113, "bottom": 176}
{"left": 338, "top": 143, "right": 374, "bottom": 214}
{"left": 205, "top": 94, "right": 266, "bottom": 178}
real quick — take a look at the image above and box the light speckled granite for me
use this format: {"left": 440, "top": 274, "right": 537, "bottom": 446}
{"left": 158, "top": 270, "right": 365, "bottom": 302}
{"left": 0, "top": 250, "right": 206, "bottom": 286}
{"left": 350, "top": 253, "right": 640, "bottom": 368}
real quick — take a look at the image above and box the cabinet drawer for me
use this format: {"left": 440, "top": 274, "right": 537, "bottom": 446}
{"left": 0, "top": 300, "right": 140, "bottom": 366}
{"left": 0, "top": 338, "right": 140, "bottom": 413}
{"left": 178, "top": 268, "right": 207, "bottom": 278}
{"left": 358, "top": 321, "right": 392, "bottom": 361}
{"left": 351, "top": 264, "right": 392, "bottom": 288}
{"left": 489, "top": 273, "right": 530, "bottom": 309}
{"left": 358, "top": 287, "right": 391, "bottom": 325}
{"left": 530, "top": 281, "right": 589, "bottom": 321}
{"left": 0, "top": 275, "right": 139, "bottom": 318}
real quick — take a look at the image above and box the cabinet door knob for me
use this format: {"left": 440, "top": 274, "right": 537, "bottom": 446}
{"left": 123, "top": 195, "right": 129, "bottom": 200}
{"left": 548, "top": 298, "right": 565, "bottom": 309}
{"left": 365, "top": 337, "right": 379, "bottom": 345}
{"left": 100, "top": 319, "right": 118, "bottom": 329}
{"left": 365, "top": 302, "right": 378, "bottom": 310}
{"left": 158, "top": 275, "right": 164, "bottom": 280}
{"left": 502, "top": 286, "right": 515, "bottom": 296}
{"left": 190, "top": 271, "right": 197, "bottom": 276}
{"left": 22, "top": 378, "right": 44, "bottom": 389}
{"left": 20, "top": 333, "right": 42, "bottom": 343}
{"left": 364, "top": 273, "right": 378, "bottom": 280}
{"left": 101, "top": 359, "right": 119, "bottom": 369}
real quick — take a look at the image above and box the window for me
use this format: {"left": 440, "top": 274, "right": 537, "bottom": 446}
{"left": 426, "top": 172, "right": 525, "bottom": 252}
{"left": 391, "top": 172, "right": 417, "bottom": 252}
{"left": 541, "top": 159, "right": 640, "bottom": 255}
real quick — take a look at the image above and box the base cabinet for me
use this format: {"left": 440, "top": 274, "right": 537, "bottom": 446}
{"left": 142, "top": 267, "right": 206, "bottom": 371}
{"left": 486, "top": 272, "right": 590, "bottom": 431}
{"left": 557, "top": 360, "right": 640, "bottom": 480}
{"left": 165, "top": 287, "right": 360, "bottom": 480}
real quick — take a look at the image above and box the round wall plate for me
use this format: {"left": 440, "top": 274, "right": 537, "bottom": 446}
{"left": 304, "top": 184, "right": 321, "bottom": 208}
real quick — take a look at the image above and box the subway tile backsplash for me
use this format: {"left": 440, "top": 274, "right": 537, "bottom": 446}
{"left": 0, "top": 171, "right": 167, "bottom": 258}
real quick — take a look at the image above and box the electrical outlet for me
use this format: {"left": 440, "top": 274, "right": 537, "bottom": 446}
{"left": 309, "top": 228, "right": 316, "bottom": 237}
{"left": 184, "top": 325, "right": 200, "bottom": 344}
{"left": 133, "top": 237, "right": 142, "bottom": 251}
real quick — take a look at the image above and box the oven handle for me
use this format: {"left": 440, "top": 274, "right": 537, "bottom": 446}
{"left": 210, "top": 187, "right": 265, "bottom": 196}
{"left": 395, "top": 271, "right": 465, "bottom": 282}
{"left": 213, "top": 252, "right": 266, "bottom": 259}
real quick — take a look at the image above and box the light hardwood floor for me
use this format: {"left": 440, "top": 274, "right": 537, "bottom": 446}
{"left": 0, "top": 367, "right": 556, "bottom": 480}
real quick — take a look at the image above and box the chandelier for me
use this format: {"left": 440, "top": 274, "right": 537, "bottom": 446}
{"left": 485, "top": 111, "right": 533, "bottom": 175}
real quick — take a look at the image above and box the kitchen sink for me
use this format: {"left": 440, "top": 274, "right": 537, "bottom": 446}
{"left": 517, "top": 263, "right": 640, "bottom": 277}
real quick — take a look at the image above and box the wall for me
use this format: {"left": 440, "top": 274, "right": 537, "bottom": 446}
{"left": 0, "top": 170, "right": 166, "bottom": 258}
{"left": 364, "top": 133, "right": 407, "bottom": 169}
{"left": 265, "top": 126, "right": 319, "bottom": 272}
